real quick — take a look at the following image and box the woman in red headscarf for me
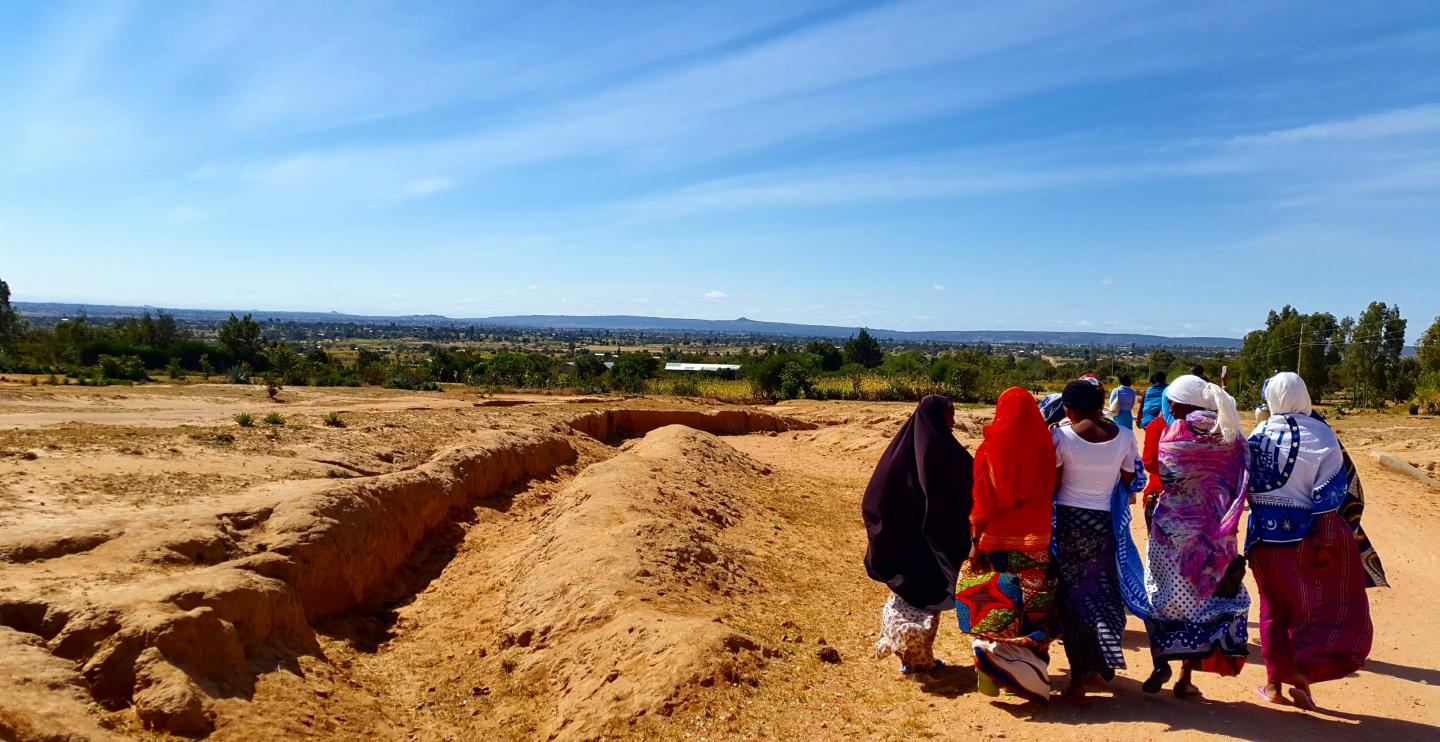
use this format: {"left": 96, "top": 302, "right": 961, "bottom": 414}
{"left": 956, "top": 387, "right": 1060, "bottom": 702}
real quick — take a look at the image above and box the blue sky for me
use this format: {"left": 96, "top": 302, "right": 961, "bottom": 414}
{"left": 2, "top": 0, "right": 1438, "bottom": 339}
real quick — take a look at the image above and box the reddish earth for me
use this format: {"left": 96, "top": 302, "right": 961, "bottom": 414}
{"left": 0, "top": 383, "right": 1436, "bottom": 740}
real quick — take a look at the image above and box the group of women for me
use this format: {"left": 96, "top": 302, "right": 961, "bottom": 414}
{"left": 862, "top": 371, "right": 1380, "bottom": 709}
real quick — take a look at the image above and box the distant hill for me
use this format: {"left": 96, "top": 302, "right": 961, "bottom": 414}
{"left": 13, "top": 303, "right": 1245, "bottom": 348}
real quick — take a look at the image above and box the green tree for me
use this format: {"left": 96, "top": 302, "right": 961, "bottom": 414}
{"left": 1418, "top": 315, "right": 1440, "bottom": 373}
{"left": 746, "top": 352, "right": 817, "bottom": 400}
{"left": 573, "top": 353, "right": 608, "bottom": 380}
{"left": 217, "top": 314, "right": 264, "bottom": 366}
{"left": 1344, "top": 302, "right": 1408, "bottom": 406}
{"left": 0, "top": 278, "right": 24, "bottom": 361}
{"left": 803, "top": 341, "right": 843, "bottom": 372}
{"left": 843, "top": 328, "right": 884, "bottom": 369}
{"left": 1148, "top": 347, "right": 1177, "bottom": 371}
{"left": 608, "top": 354, "right": 659, "bottom": 393}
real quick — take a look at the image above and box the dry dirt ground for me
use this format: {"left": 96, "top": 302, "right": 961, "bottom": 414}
{"left": 0, "top": 380, "right": 1437, "bottom": 741}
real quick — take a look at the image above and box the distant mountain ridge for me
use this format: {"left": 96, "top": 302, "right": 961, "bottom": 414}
{"left": 13, "top": 302, "right": 1244, "bottom": 348}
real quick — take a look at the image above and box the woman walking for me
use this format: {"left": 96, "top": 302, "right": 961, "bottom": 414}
{"left": 957, "top": 387, "right": 1059, "bottom": 701}
{"left": 1050, "top": 380, "right": 1137, "bottom": 704}
{"left": 1142, "top": 375, "right": 1250, "bottom": 698}
{"left": 1246, "top": 372, "right": 1373, "bottom": 710}
{"left": 863, "top": 394, "right": 974, "bottom": 674}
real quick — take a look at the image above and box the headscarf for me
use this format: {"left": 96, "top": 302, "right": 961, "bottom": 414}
{"left": 1165, "top": 374, "right": 1242, "bottom": 443}
{"left": 862, "top": 394, "right": 975, "bottom": 612}
{"left": 1263, "top": 372, "right": 1312, "bottom": 416}
{"left": 1155, "top": 411, "right": 1248, "bottom": 596}
{"left": 975, "top": 387, "right": 1056, "bottom": 517}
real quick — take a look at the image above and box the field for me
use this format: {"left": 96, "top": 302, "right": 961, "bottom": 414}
{"left": 1, "top": 379, "right": 1438, "bottom": 741}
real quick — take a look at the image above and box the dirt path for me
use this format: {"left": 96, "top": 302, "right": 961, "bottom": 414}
{"left": 699, "top": 418, "right": 1440, "bottom": 740}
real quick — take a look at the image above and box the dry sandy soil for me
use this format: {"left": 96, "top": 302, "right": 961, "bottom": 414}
{"left": 0, "top": 380, "right": 1437, "bottom": 741}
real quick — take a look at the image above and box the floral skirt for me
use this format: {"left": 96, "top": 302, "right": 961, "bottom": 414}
{"left": 956, "top": 548, "right": 1058, "bottom": 700}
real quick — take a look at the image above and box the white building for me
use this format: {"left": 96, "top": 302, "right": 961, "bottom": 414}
{"left": 664, "top": 362, "right": 741, "bottom": 372}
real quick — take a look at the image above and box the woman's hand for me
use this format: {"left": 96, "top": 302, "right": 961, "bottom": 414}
{"left": 968, "top": 543, "right": 990, "bottom": 572}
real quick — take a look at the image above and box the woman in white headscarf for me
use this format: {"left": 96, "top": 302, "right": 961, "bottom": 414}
{"left": 1141, "top": 375, "right": 1251, "bottom": 698}
{"left": 1246, "top": 372, "right": 1373, "bottom": 710}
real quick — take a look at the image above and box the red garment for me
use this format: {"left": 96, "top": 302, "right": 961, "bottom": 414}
{"left": 1250, "top": 511, "right": 1373, "bottom": 684}
{"left": 1141, "top": 415, "right": 1166, "bottom": 525}
{"left": 971, "top": 388, "right": 1056, "bottom": 551}
{"left": 1141, "top": 415, "right": 1166, "bottom": 495}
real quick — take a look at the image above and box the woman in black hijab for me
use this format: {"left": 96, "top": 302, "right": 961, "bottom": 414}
{"left": 864, "top": 394, "right": 974, "bottom": 673}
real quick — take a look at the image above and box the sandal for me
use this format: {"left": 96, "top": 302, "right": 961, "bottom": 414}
{"left": 1256, "top": 684, "right": 1285, "bottom": 704}
{"left": 1142, "top": 665, "right": 1173, "bottom": 694}
{"left": 1288, "top": 686, "right": 1317, "bottom": 711}
{"left": 1173, "top": 679, "right": 1201, "bottom": 699}
{"left": 1061, "top": 686, "right": 1089, "bottom": 707}
{"left": 901, "top": 659, "right": 945, "bottom": 675}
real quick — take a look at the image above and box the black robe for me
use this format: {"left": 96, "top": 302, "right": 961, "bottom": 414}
{"left": 862, "top": 394, "right": 975, "bottom": 612}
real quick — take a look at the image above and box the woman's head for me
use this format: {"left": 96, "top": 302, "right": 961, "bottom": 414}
{"left": 1119, "top": 374, "right": 1133, "bottom": 387}
{"left": 917, "top": 393, "right": 956, "bottom": 429}
{"left": 1164, "top": 374, "right": 1242, "bottom": 442}
{"left": 1150, "top": 371, "right": 1168, "bottom": 386}
{"left": 1061, "top": 379, "right": 1104, "bottom": 419}
{"left": 993, "top": 387, "right": 1043, "bottom": 429}
{"left": 1264, "top": 372, "right": 1313, "bottom": 416}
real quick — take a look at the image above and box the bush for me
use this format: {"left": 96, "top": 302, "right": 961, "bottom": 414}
{"left": 98, "top": 354, "right": 148, "bottom": 381}
{"left": 746, "top": 352, "right": 817, "bottom": 400}
{"left": 225, "top": 365, "right": 250, "bottom": 384}
{"left": 263, "top": 412, "right": 285, "bottom": 426}
{"left": 234, "top": 412, "right": 255, "bottom": 427}
{"left": 669, "top": 377, "right": 700, "bottom": 396}
{"left": 608, "top": 354, "right": 659, "bottom": 393}
{"left": 323, "top": 411, "right": 345, "bottom": 427}
{"left": 166, "top": 358, "right": 185, "bottom": 380}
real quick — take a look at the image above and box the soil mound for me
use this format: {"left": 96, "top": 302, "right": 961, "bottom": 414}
{"left": 494, "top": 425, "right": 776, "bottom": 740}
{"left": 0, "top": 430, "right": 577, "bottom": 737}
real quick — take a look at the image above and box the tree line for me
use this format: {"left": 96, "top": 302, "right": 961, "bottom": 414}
{"left": 2, "top": 277, "right": 1438, "bottom": 410}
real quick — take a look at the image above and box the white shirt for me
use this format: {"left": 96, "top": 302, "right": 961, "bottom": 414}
{"left": 1052, "top": 424, "right": 1136, "bottom": 511}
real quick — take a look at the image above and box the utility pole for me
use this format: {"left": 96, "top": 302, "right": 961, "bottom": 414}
{"left": 1297, "top": 317, "right": 1306, "bottom": 373}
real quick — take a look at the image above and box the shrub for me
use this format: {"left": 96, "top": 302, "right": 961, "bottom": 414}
{"left": 608, "top": 354, "right": 659, "bottom": 393}
{"left": 263, "top": 412, "right": 285, "bottom": 426}
{"left": 323, "top": 412, "right": 345, "bottom": 428}
{"left": 98, "top": 354, "right": 148, "bottom": 381}
{"left": 234, "top": 412, "right": 255, "bottom": 427}
{"left": 669, "top": 377, "right": 700, "bottom": 396}
{"left": 166, "top": 358, "right": 185, "bottom": 380}
{"left": 225, "top": 364, "right": 250, "bottom": 384}
{"left": 199, "top": 354, "right": 214, "bottom": 380}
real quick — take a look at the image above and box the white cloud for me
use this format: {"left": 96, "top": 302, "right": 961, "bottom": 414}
{"left": 932, "top": 283, "right": 946, "bottom": 291}
{"left": 704, "top": 290, "right": 729, "bottom": 300}
{"left": 403, "top": 177, "right": 456, "bottom": 198}
{"left": 1101, "top": 277, "right": 1116, "bottom": 287}
{"left": 1227, "top": 104, "right": 1440, "bottom": 147}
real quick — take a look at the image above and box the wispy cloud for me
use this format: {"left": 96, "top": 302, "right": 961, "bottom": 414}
{"left": 403, "top": 178, "right": 456, "bottom": 198}
{"left": 704, "top": 290, "right": 730, "bottom": 300}
{"left": 1226, "top": 103, "right": 1440, "bottom": 147}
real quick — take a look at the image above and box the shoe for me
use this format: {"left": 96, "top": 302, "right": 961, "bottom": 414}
{"left": 1142, "top": 665, "right": 1172, "bottom": 694}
